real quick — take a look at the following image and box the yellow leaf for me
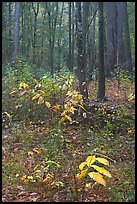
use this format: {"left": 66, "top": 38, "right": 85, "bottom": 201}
{"left": 45, "top": 101, "right": 51, "bottom": 108}
{"left": 21, "top": 175, "right": 27, "bottom": 181}
{"left": 83, "top": 112, "right": 87, "bottom": 118}
{"left": 64, "top": 103, "right": 76, "bottom": 114}
{"left": 77, "top": 169, "right": 88, "bottom": 180}
{"left": 86, "top": 155, "right": 96, "bottom": 167}
{"left": 33, "top": 148, "right": 42, "bottom": 155}
{"left": 28, "top": 151, "right": 33, "bottom": 156}
{"left": 3, "top": 112, "right": 12, "bottom": 122}
{"left": 64, "top": 114, "right": 72, "bottom": 122}
{"left": 61, "top": 110, "right": 67, "bottom": 116}
{"left": 23, "top": 179, "right": 29, "bottom": 184}
{"left": 27, "top": 176, "right": 33, "bottom": 180}
{"left": 77, "top": 188, "right": 83, "bottom": 192}
{"left": 32, "top": 95, "right": 37, "bottom": 100}
{"left": 37, "top": 96, "right": 44, "bottom": 105}
{"left": 96, "top": 158, "right": 109, "bottom": 166}
{"left": 79, "top": 162, "right": 87, "bottom": 170}
{"left": 52, "top": 105, "right": 60, "bottom": 111}
{"left": 91, "top": 165, "right": 112, "bottom": 178}
{"left": 19, "top": 82, "right": 29, "bottom": 89}
{"left": 85, "top": 183, "right": 92, "bottom": 189}
{"left": 88, "top": 172, "right": 106, "bottom": 187}
{"left": 34, "top": 164, "right": 39, "bottom": 171}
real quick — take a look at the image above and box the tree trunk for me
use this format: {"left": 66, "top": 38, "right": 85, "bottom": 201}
{"left": 123, "top": 2, "right": 132, "bottom": 74}
{"left": 82, "top": 2, "right": 89, "bottom": 78}
{"left": 68, "top": 2, "right": 72, "bottom": 71}
{"left": 76, "top": 2, "right": 88, "bottom": 100}
{"left": 8, "top": 2, "right": 12, "bottom": 59}
{"left": 57, "top": 2, "right": 64, "bottom": 71}
{"left": 106, "top": 2, "right": 117, "bottom": 77}
{"left": 13, "top": 2, "right": 20, "bottom": 61}
{"left": 91, "top": 2, "right": 97, "bottom": 74}
{"left": 97, "top": 2, "right": 105, "bottom": 100}
{"left": 32, "top": 2, "right": 39, "bottom": 65}
{"left": 117, "top": 2, "right": 124, "bottom": 66}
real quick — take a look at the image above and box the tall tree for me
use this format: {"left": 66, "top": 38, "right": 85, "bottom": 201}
{"left": 57, "top": 2, "right": 64, "bottom": 71}
{"left": 68, "top": 2, "right": 72, "bottom": 71}
{"left": 106, "top": 2, "right": 117, "bottom": 77}
{"left": 71, "top": 2, "right": 75, "bottom": 70}
{"left": 82, "top": 2, "right": 89, "bottom": 76}
{"left": 32, "top": 2, "right": 39, "bottom": 65}
{"left": 8, "top": 2, "right": 12, "bottom": 59}
{"left": 123, "top": 2, "right": 132, "bottom": 74}
{"left": 76, "top": 2, "right": 88, "bottom": 99}
{"left": 117, "top": 2, "right": 124, "bottom": 66}
{"left": 97, "top": 2, "right": 105, "bottom": 100}
{"left": 46, "top": 2, "right": 58, "bottom": 75}
{"left": 13, "top": 2, "right": 20, "bottom": 61}
{"left": 91, "top": 2, "right": 97, "bottom": 73}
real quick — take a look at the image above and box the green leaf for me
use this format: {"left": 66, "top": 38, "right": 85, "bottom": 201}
{"left": 88, "top": 172, "right": 106, "bottom": 186}
{"left": 91, "top": 165, "right": 112, "bottom": 178}
{"left": 45, "top": 160, "right": 60, "bottom": 168}
{"left": 79, "top": 162, "right": 87, "bottom": 170}
{"left": 96, "top": 157, "right": 109, "bottom": 166}
{"left": 86, "top": 155, "right": 96, "bottom": 167}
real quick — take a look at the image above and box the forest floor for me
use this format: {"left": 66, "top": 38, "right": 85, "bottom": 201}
{"left": 2, "top": 80, "right": 135, "bottom": 202}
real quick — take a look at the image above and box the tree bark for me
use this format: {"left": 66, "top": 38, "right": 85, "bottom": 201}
{"left": 106, "top": 2, "right": 117, "bottom": 77}
{"left": 13, "top": 2, "right": 20, "bottom": 61}
{"left": 32, "top": 2, "right": 39, "bottom": 65}
{"left": 97, "top": 2, "right": 105, "bottom": 100}
{"left": 76, "top": 2, "right": 88, "bottom": 99}
{"left": 117, "top": 2, "right": 124, "bottom": 66}
{"left": 68, "top": 2, "right": 72, "bottom": 71}
{"left": 123, "top": 2, "right": 132, "bottom": 74}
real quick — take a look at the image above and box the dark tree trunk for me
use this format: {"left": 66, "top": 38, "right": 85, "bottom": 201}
{"left": 57, "top": 2, "right": 64, "bottom": 71}
{"left": 91, "top": 2, "right": 97, "bottom": 73}
{"left": 123, "top": 2, "right": 132, "bottom": 74}
{"left": 13, "top": 2, "right": 20, "bottom": 61}
{"left": 97, "top": 2, "right": 105, "bottom": 100}
{"left": 71, "top": 2, "right": 75, "bottom": 70}
{"left": 76, "top": 2, "right": 88, "bottom": 100}
{"left": 32, "top": 2, "right": 39, "bottom": 65}
{"left": 106, "top": 2, "right": 117, "bottom": 77}
{"left": 117, "top": 2, "right": 124, "bottom": 66}
{"left": 8, "top": 2, "right": 12, "bottom": 59}
{"left": 68, "top": 2, "right": 72, "bottom": 71}
{"left": 82, "top": 2, "right": 89, "bottom": 77}
{"left": 46, "top": 2, "right": 58, "bottom": 76}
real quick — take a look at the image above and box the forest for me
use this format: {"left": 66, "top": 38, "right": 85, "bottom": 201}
{"left": 2, "top": 2, "right": 135, "bottom": 202}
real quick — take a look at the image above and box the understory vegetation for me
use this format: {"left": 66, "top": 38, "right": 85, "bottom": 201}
{"left": 2, "top": 61, "right": 135, "bottom": 202}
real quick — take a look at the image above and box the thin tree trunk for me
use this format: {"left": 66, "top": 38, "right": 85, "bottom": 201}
{"left": 123, "top": 2, "right": 132, "bottom": 74}
{"left": 82, "top": 2, "right": 89, "bottom": 77}
{"left": 117, "top": 2, "right": 124, "bottom": 66}
{"left": 68, "top": 2, "right": 72, "bottom": 71}
{"left": 91, "top": 2, "right": 97, "bottom": 73}
{"left": 13, "top": 2, "right": 20, "bottom": 61}
{"left": 71, "top": 2, "right": 75, "bottom": 70}
{"left": 57, "top": 2, "right": 64, "bottom": 71}
{"left": 97, "top": 2, "right": 105, "bottom": 100}
{"left": 8, "top": 2, "right": 12, "bottom": 59}
{"left": 76, "top": 2, "right": 88, "bottom": 99}
{"left": 106, "top": 2, "right": 117, "bottom": 77}
{"left": 32, "top": 2, "right": 39, "bottom": 65}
